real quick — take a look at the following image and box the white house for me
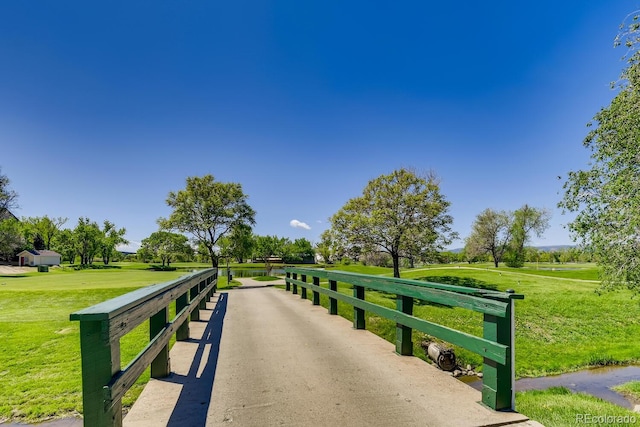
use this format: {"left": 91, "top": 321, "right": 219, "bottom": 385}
{"left": 17, "top": 249, "right": 61, "bottom": 266}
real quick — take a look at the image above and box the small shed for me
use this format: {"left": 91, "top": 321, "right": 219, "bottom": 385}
{"left": 17, "top": 249, "right": 61, "bottom": 267}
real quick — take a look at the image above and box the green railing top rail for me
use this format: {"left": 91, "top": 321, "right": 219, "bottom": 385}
{"left": 285, "top": 267, "right": 523, "bottom": 301}
{"left": 70, "top": 268, "right": 216, "bottom": 322}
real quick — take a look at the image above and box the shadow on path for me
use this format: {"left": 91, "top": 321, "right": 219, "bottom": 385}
{"left": 163, "top": 293, "right": 228, "bottom": 427}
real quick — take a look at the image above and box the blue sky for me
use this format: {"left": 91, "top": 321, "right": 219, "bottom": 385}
{"left": 1, "top": 1, "right": 637, "bottom": 252}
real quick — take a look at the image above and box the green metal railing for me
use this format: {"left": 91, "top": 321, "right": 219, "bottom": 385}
{"left": 70, "top": 268, "right": 218, "bottom": 427}
{"left": 284, "top": 267, "right": 523, "bottom": 411}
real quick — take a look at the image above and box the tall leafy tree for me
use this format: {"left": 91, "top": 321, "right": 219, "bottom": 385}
{"left": 559, "top": 12, "right": 640, "bottom": 291}
{"left": 254, "top": 235, "right": 282, "bottom": 275}
{"left": 228, "top": 224, "right": 255, "bottom": 263}
{"left": 74, "top": 217, "right": 102, "bottom": 266}
{"left": 160, "top": 175, "right": 256, "bottom": 268}
{"left": 0, "top": 166, "right": 18, "bottom": 213}
{"left": 140, "top": 231, "right": 191, "bottom": 267}
{"left": 329, "top": 168, "right": 456, "bottom": 278}
{"left": 100, "top": 220, "right": 128, "bottom": 265}
{"left": 22, "top": 216, "right": 68, "bottom": 250}
{"left": 465, "top": 209, "right": 512, "bottom": 268}
{"left": 505, "top": 205, "right": 550, "bottom": 267}
{"left": 0, "top": 219, "right": 24, "bottom": 261}
{"left": 53, "top": 229, "right": 76, "bottom": 264}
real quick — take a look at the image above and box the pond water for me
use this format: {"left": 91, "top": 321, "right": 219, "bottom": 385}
{"left": 464, "top": 366, "right": 640, "bottom": 409}
{"left": 218, "top": 268, "right": 286, "bottom": 278}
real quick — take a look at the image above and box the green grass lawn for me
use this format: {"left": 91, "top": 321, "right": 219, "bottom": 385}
{"left": 0, "top": 265, "right": 228, "bottom": 423}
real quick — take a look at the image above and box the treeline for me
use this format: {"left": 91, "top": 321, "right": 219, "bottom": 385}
{"left": 0, "top": 215, "right": 127, "bottom": 266}
{"left": 135, "top": 226, "right": 315, "bottom": 267}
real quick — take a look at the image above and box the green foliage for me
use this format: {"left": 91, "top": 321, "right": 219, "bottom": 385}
{"left": 22, "top": 216, "right": 67, "bottom": 250}
{"left": 160, "top": 175, "right": 256, "bottom": 267}
{"left": 560, "top": 13, "right": 640, "bottom": 292}
{"left": 0, "top": 166, "right": 18, "bottom": 212}
{"left": 140, "top": 230, "right": 191, "bottom": 267}
{"left": 466, "top": 206, "right": 549, "bottom": 268}
{"left": 0, "top": 218, "right": 24, "bottom": 261}
{"left": 228, "top": 224, "right": 255, "bottom": 263}
{"left": 329, "top": 168, "right": 456, "bottom": 278}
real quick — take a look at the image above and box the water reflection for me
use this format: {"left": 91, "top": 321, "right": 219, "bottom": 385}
{"left": 465, "top": 366, "right": 640, "bottom": 409}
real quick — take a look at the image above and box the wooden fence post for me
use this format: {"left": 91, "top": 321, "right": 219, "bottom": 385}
{"left": 481, "top": 297, "right": 514, "bottom": 410}
{"left": 353, "top": 285, "right": 365, "bottom": 329}
{"left": 395, "top": 295, "right": 413, "bottom": 355}
{"left": 286, "top": 272, "right": 291, "bottom": 291}
{"left": 301, "top": 274, "right": 308, "bottom": 299}
{"left": 150, "top": 307, "right": 170, "bottom": 378}
{"left": 78, "top": 320, "right": 122, "bottom": 427}
{"left": 198, "top": 280, "right": 207, "bottom": 310}
{"left": 312, "top": 276, "right": 320, "bottom": 305}
{"left": 292, "top": 273, "right": 298, "bottom": 295}
{"left": 329, "top": 279, "right": 338, "bottom": 315}
{"left": 190, "top": 284, "right": 200, "bottom": 321}
{"left": 176, "top": 292, "right": 189, "bottom": 341}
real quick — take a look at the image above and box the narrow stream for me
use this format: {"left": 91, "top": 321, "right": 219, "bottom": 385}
{"left": 464, "top": 366, "right": 640, "bottom": 409}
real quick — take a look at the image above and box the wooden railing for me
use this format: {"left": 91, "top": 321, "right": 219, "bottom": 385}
{"left": 70, "top": 268, "right": 218, "bottom": 427}
{"left": 284, "top": 267, "right": 523, "bottom": 411}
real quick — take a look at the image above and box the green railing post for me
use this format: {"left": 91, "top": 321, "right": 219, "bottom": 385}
{"left": 312, "top": 276, "right": 320, "bottom": 305}
{"left": 150, "top": 307, "right": 170, "bottom": 378}
{"left": 395, "top": 295, "right": 413, "bottom": 355}
{"left": 301, "top": 274, "right": 308, "bottom": 299}
{"left": 190, "top": 284, "right": 200, "bottom": 321}
{"left": 176, "top": 292, "right": 190, "bottom": 341}
{"left": 329, "top": 279, "right": 338, "bottom": 315}
{"left": 353, "top": 285, "right": 365, "bottom": 329}
{"left": 286, "top": 272, "right": 291, "bottom": 291}
{"left": 292, "top": 273, "right": 298, "bottom": 295}
{"left": 199, "top": 280, "right": 207, "bottom": 310}
{"left": 78, "top": 319, "right": 122, "bottom": 427}
{"left": 481, "top": 297, "right": 514, "bottom": 411}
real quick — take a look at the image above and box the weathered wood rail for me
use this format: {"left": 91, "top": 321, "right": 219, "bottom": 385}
{"left": 70, "top": 268, "right": 218, "bottom": 427}
{"left": 284, "top": 267, "right": 523, "bottom": 411}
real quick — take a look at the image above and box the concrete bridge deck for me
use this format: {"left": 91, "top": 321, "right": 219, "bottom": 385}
{"left": 124, "top": 278, "right": 539, "bottom": 427}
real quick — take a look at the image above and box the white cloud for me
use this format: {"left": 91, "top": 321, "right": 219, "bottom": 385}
{"left": 290, "top": 219, "right": 311, "bottom": 230}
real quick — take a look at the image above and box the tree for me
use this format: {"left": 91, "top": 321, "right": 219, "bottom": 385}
{"left": 465, "top": 209, "right": 512, "bottom": 268}
{"left": 140, "top": 231, "right": 191, "bottom": 267}
{"left": 559, "top": 12, "right": 640, "bottom": 291}
{"left": 99, "top": 220, "right": 128, "bottom": 265}
{"left": 286, "top": 238, "right": 315, "bottom": 263}
{"left": 74, "top": 217, "right": 102, "bottom": 266}
{"left": 228, "top": 224, "right": 255, "bottom": 263}
{"left": 0, "top": 219, "right": 24, "bottom": 261}
{"left": 505, "top": 205, "right": 550, "bottom": 268}
{"left": 22, "top": 216, "right": 68, "bottom": 250}
{"left": 254, "top": 235, "right": 281, "bottom": 275}
{"left": 0, "top": 167, "right": 18, "bottom": 213}
{"left": 328, "top": 168, "right": 455, "bottom": 278}
{"left": 53, "top": 229, "right": 76, "bottom": 264}
{"left": 160, "top": 175, "right": 256, "bottom": 268}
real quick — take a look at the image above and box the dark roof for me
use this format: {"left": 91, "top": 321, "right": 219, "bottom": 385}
{"left": 21, "top": 249, "right": 61, "bottom": 256}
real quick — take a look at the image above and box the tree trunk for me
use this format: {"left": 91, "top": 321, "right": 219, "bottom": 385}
{"left": 392, "top": 254, "right": 400, "bottom": 278}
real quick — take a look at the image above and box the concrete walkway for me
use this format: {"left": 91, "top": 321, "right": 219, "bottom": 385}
{"left": 125, "top": 277, "right": 539, "bottom": 427}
